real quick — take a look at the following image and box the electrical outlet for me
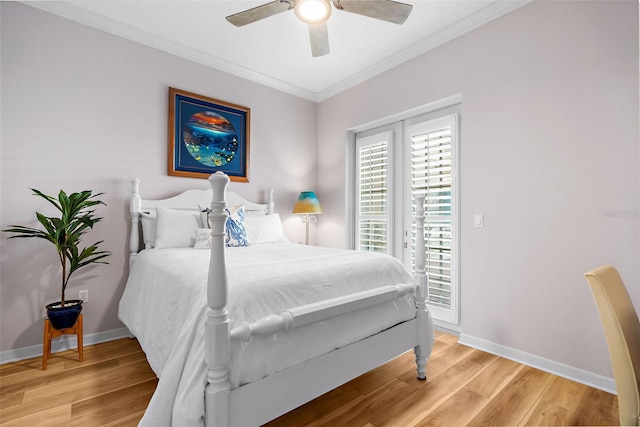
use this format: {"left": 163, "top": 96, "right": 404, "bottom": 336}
{"left": 79, "top": 289, "right": 89, "bottom": 303}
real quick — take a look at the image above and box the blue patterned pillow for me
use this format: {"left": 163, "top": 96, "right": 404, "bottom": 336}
{"left": 199, "top": 204, "right": 248, "bottom": 247}
{"left": 225, "top": 205, "right": 248, "bottom": 247}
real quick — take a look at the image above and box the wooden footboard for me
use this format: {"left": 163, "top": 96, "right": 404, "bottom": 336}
{"left": 204, "top": 172, "right": 433, "bottom": 426}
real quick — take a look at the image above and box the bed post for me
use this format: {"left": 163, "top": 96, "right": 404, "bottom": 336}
{"left": 267, "top": 188, "right": 275, "bottom": 215}
{"left": 205, "top": 171, "right": 232, "bottom": 426}
{"left": 129, "top": 178, "right": 141, "bottom": 267}
{"left": 413, "top": 194, "right": 434, "bottom": 380}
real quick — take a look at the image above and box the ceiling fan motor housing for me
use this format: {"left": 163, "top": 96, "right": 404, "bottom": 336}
{"left": 226, "top": 0, "right": 413, "bottom": 57}
{"left": 294, "top": 0, "right": 332, "bottom": 24}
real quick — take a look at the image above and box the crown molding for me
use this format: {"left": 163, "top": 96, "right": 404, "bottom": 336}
{"left": 315, "top": 0, "right": 530, "bottom": 101}
{"left": 23, "top": 1, "right": 530, "bottom": 103}
{"left": 23, "top": 1, "right": 319, "bottom": 101}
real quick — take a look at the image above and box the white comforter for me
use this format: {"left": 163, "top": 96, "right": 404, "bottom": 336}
{"left": 118, "top": 243, "right": 414, "bottom": 426}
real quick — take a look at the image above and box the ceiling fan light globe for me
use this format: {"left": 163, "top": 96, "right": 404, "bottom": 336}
{"left": 294, "top": 0, "right": 331, "bottom": 24}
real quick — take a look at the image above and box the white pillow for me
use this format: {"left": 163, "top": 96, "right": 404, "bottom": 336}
{"left": 245, "top": 209, "right": 268, "bottom": 216}
{"left": 244, "top": 214, "right": 289, "bottom": 244}
{"left": 154, "top": 207, "right": 203, "bottom": 249}
{"left": 193, "top": 228, "right": 212, "bottom": 249}
{"left": 140, "top": 212, "right": 156, "bottom": 248}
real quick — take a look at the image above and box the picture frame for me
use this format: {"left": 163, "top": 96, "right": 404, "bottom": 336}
{"left": 168, "top": 87, "right": 250, "bottom": 182}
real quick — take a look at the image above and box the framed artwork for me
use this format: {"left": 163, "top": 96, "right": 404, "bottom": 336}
{"left": 168, "top": 87, "right": 250, "bottom": 182}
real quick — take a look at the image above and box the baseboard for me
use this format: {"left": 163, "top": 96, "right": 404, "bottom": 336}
{"left": 434, "top": 322, "right": 461, "bottom": 337}
{"left": 458, "top": 333, "right": 616, "bottom": 395}
{"left": 0, "top": 327, "right": 130, "bottom": 364}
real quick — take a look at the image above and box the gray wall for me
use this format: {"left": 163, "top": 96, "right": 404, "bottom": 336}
{"left": 0, "top": 2, "right": 317, "bottom": 353}
{"left": 316, "top": 0, "right": 639, "bottom": 380}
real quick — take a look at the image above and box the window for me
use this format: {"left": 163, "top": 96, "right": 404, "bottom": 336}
{"left": 355, "top": 130, "right": 392, "bottom": 254}
{"left": 351, "top": 104, "right": 460, "bottom": 326}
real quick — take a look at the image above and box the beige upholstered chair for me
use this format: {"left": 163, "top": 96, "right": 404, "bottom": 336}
{"left": 584, "top": 265, "right": 640, "bottom": 426}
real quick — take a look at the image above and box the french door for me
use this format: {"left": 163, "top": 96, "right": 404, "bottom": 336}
{"left": 354, "top": 106, "right": 460, "bottom": 325}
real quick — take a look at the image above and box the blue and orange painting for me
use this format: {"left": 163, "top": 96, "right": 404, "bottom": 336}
{"left": 183, "top": 111, "right": 238, "bottom": 168}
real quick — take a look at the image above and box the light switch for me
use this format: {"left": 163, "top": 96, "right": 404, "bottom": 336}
{"left": 474, "top": 214, "right": 484, "bottom": 228}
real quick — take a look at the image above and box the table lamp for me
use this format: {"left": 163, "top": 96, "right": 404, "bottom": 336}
{"left": 293, "top": 191, "right": 323, "bottom": 245}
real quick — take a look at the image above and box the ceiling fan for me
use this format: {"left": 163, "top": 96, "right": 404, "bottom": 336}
{"left": 226, "top": 0, "right": 413, "bottom": 57}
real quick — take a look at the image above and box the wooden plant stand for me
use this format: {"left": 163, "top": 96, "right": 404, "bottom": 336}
{"left": 42, "top": 314, "right": 83, "bottom": 370}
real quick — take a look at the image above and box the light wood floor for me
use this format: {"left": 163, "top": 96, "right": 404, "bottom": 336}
{"left": 0, "top": 332, "right": 618, "bottom": 426}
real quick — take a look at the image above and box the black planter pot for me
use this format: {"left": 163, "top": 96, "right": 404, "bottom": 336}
{"left": 46, "top": 299, "right": 83, "bottom": 330}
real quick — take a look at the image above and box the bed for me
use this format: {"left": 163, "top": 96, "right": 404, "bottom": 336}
{"left": 119, "top": 171, "right": 434, "bottom": 427}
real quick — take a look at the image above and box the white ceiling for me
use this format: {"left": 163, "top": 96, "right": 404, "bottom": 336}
{"left": 26, "top": 0, "right": 528, "bottom": 102}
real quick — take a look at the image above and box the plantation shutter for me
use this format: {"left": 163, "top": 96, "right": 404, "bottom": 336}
{"left": 355, "top": 131, "right": 391, "bottom": 254}
{"left": 408, "top": 114, "right": 458, "bottom": 323}
{"left": 351, "top": 105, "right": 460, "bottom": 326}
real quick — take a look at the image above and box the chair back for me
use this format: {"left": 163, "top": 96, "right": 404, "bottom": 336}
{"left": 584, "top": 265, "right": 640, "bottom": 426}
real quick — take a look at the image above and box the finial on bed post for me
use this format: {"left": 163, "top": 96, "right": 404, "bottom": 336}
{"left": 205, "top": 171, "right": 232, "bottom": 426}
{"left": 129, "top": 178, "right": 141, "bottom": 267}
{"left": 413, "top": 194, "right": 433, "bottom": 381}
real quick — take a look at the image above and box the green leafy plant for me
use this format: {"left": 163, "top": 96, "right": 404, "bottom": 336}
{"left": 3, "top": 189, "right": 111, "bottom": 306}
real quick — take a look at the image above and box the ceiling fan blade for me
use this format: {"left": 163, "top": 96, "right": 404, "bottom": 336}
{"left": 333, "top": 0, "right": 413, "bottom": 25}
{"left": 308, "top": 22, "right": 330, "bottom": 57}
{"left": 226, "top": 0, "right": 293, "bottom": 27}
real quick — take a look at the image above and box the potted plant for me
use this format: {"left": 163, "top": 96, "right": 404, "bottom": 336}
{"left": 3, "top": 189, "right": 111, "bottom": 330}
